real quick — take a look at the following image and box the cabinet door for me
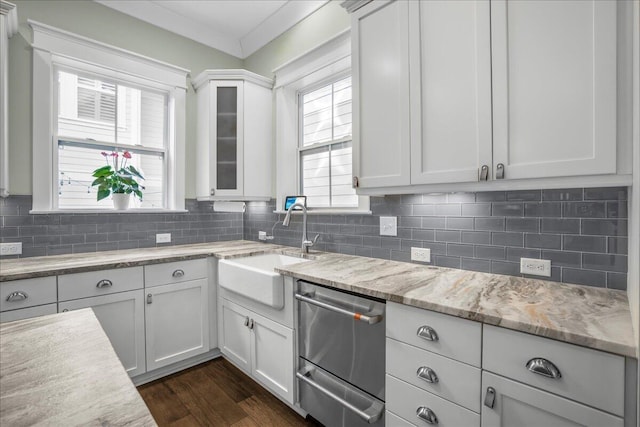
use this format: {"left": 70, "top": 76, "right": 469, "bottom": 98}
{"left": 210, "top": 80, "right": 244, "bottom": 197}
{"left": 220, "top": 298, "right": 251, "bottom": 373}
{"left": 352, "top": 0, "right": 411, "bottom": 188}
{"left": 59, "top": 290, "right": 146, "bottom": 377}
{"left": 250, "top": 311, "right": 295, "bottom": 404}
{"left": 409, "top": 0, "right": 492, "bottom": 184}
{"left": 145, "top": 279, "right": 209, "bottom": 371}
{"left": 491, "top": 0, "right": 617, "bottom": 180}
{"left": 481, "top": 372, "right": 623, "bottom": 427}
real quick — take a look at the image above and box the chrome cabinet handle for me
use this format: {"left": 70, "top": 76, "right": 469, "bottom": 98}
{"left": 147, "top": 294, "right": 153, "bottom": 304}
{"left": 417, "top": 325, "right": 439, "bottom": 341}
{"left": 248, "top": 318, "right": 254, "bottom": 330}
{"left": 484, "top": 386, "right": 496, "bottom": 408}
{"left": 96, "top": 279, "right": 113, "bottom": 288}
{"left": 6, "top": 291, "right": 28, "bottom": 302}
{"left": 244, "top": 316, "right": 249, "bottom": 327}
{"left": 496, "top": 163, "right": 505, "bottom": 179}
{"left": 416, "top": 366, "right": 439, "bottom": 384}
{"left": 416, "top": 406, "right": 438, "bottom": 424}
{"left": 62, "top": 309, "right": 69, "bottom": 313}
{"left": 526, "top": 357, "right": 561, "bottom": 379}
{"left": 172, "top": 269, "right": 185, "bottom": 278}
{"left": 294, "top": 292, "right": 383, "bottom": 325}
{"left": 479, "top": 164, "right": 489, "bottom": 181}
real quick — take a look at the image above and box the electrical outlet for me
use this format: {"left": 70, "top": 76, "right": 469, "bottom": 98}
{"left": 258, "top": 231, "right": 267, "bottom": 241}
{"left": 380, "top": 216, "right": 397, "bottom": 236}
{"left": 411, "top": 247, "right": 431, "bottom": 263}
{"left": 520, "top": 258, "right": 551, "bottom": 277}
{"left": 0, "top": 242, "right": 22, "bottom": 256}
{"left": 156, "top": 233, "right": 171, "bottom": 244}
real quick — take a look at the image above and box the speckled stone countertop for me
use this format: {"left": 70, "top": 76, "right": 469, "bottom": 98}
{"left": 0, "top": 308, "right": 156, "bottom": 426}
{"left": 275, "top": 252, "right": 637, "bottom": 358}
{"left": 0, "top": 240, "right": 289, "bottom": 281}
{"left": 0, "top": 241, "right": 635, "bottom": 358}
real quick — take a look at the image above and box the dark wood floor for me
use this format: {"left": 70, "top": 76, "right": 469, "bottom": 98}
{"left": 138, "top": 358, "right": 319, "bottom": 427}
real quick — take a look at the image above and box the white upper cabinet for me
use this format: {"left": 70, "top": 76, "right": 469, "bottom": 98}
{"left": 491, "top": 0, "right": 617, "bottom": 180}
{"left": 349, "top": 0, "right": 625, "bottom": 192}
{"left": 194, "top": 70, "right": 273, "bottom": 201}
{"left": 0, "top": 1, "right": 17, "bottom": 198}
{"left": 409, "top": 0, "right": 492, "bottom": 185}
{"left": 352, "top": 0, "right": 411, "bottom": 188}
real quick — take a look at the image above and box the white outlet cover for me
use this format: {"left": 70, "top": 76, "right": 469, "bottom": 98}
{"left": 380, "top": 216, "right": 397, "bottom": 236}
{"left": 411, "top": 247, "right": 431, "bottom": 263}
{"left": 156, "top": 233, "right": 171, "bottom": 243}
{"left": 520, "top": 257, "right": 551, "bottom": 277}
{"left": 0, "top": 242, "right": 22, "bottom": 256}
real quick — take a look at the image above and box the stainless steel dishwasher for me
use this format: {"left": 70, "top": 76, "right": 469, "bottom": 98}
{"left": 295, "top": 280, "right": 385, "bottom": 426}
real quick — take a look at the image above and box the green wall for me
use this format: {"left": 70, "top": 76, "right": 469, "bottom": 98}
{"left": 243, "top": 1, "right": 350, "bottom": 77}
{"left": 6, "top": 0, "right": 348, "bottom": 197}
{"left": 8, "top": 0, "right": 243, "bottom": 197}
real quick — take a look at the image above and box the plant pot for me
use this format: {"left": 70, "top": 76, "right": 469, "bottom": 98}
{"left": 112, "top": 193, "right": 130, "bottom": 210}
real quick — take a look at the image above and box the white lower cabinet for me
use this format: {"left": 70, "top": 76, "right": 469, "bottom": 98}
{"left": 481, "top": 371, "right": 623, "bottom": 427}
{"left": 59, "top": 290, "right": 146, "bottom": 377}
{"left": 0, "top": 303, "right": 57, "bottom": 323}
{"left": 145, "top": 279, "right": 209, "bottom": 371}
{"left": 220, "top": 298, "right": 295, "bottom": 404}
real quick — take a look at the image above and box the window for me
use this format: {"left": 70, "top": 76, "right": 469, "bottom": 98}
{"left": 56, "top": 69, "right": 167, "bottom": 209}
{"left": 299, "top": 76, "right": 358, "bottom": 208}
{"left": 30, "top": 21, "right": 188, "bottom": 212}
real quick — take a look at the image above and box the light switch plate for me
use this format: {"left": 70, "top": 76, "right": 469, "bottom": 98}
{"left": 520, "top": 258, "right": 551, "bottom": 277}
{"left": 380, "top": 216, "right": 397, "bottom": 236}
{"left": 156, "top": 233, "right": 171, "bottom": 243}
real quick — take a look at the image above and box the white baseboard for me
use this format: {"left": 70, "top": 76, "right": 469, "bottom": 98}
{"left": 132, "top": 348, "right": 222, "bottom": 386}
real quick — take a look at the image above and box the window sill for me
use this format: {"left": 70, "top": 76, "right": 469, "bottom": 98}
{"left": 29, "top": 209, "right": 189, "bottom": 214}
{"left": 273, "top": 209, "right": 372, "bottom": 216}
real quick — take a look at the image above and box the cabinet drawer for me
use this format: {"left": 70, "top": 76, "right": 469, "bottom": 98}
{"left": 386, "top": 375, "right": 480, "bottom": 427}
{"left": 144, "top": 259, "right": 207, "bottom": 287}
{"left": 58, "top": 267, "right": 143, "bottom": 301}
{"left": 0, "top": 276, "right": 57, "bottom": 311}
{"left": 482, "top": 324, "right": 625, "bottom": 416}
{"left": 386, "top": 411, "right": 415, "bottom": 427}
{"left": 0, "top": 303, "right": 57, "bottom": 323}
{"left": 386, "top": 338, "right": 481, "bottom": 413}
{"left": 386, "top": 302, "right": 481, "bottom": 367}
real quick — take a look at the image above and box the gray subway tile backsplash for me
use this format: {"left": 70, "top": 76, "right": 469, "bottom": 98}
{"left": 0, "top": 187, "right": 629, "bottom": 291}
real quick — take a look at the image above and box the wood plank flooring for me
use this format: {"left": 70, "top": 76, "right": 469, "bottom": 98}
{"left": 138, "top": 358, "right": 319, "bottom": 427}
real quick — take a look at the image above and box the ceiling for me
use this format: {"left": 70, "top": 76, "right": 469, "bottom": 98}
{"left": 96, "top": 0, "right": 330, "bottom": 59}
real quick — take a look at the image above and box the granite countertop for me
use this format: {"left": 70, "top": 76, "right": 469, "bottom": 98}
{"left": 0, "top": 240, "right": 289, "bottom": 281}
{"left": 0, "top": 308, "right": 156, "bottom": 426}
{"left": 1, "top": 240, "right": 636, "bottom": 358}
{"left": 275, "top": 252, "right": 637, "bottom": 358}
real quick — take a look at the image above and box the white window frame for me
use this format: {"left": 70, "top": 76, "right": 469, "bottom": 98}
{"left": 30, "top": 20, "right": 189, "bottom": 212}
{"left": 273, "top": 29, "right": 369, "bottom": 214}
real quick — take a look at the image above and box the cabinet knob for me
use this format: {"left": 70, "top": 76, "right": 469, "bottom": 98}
{"left": 210, "top": 189, "right": 216, "bottom": 196}
{"left": 496, "top": 163, "right": 505, "bottom": 179}
{"left": 484, "top": 386, "right": 496, "bottom": 409}
{"left": 416, "top": 325, "right": 438, "bottom": 341}
{"left": 147, "top": 294, "right": 153, "bottom": 304}
{"left": 172, "top": 269, "right": 185, "bottom": 278}
{"left": 96, "top": 279, "right": 113, "bottom": 289}
{"left": 6, "top": 291, "right": 28, "bottom": 302}
{"left": 248, "top": 318, "right": 254, "bottom": 330}
{"left": 352, "top": 176, "right": 359, "bottom": 188}
{"left": 416, "top": 366, "right": 439, "bottom": 384}
{"left": 479, "top": 165, "right": 489, "bottom": 181}
{"left": 416, "top": 406, "right": 438, "bottom": 424}
{"left": 526, "top": 357, "right": 561, "bottom": 379}
{"left": 244, "top": 316, "right": 249, "bottom": 327}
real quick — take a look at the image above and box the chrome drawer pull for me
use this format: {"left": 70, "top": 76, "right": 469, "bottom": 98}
{"left": 416, "top": 406, "right": 438, "bottom": 424}
{"left": 417, "top": 325, "right": 438, "bottom": 341}
{"left": 294, "top": 292, "right": 383, "bottom": 325}
{"left": 484, "top": 386, "right": 496, "bottom": 408}
{"left": 172, "top": 269, "right": 185, "bottom": 278}
{"left": 96, "top": 279, "right": 113, "bottom": 289}
{"left": 6, "top": 291, "right": 28, "bottom": 302}
{"left": 416, "top": 366, "right": 439, "bottom": 384}
{"left": 526, "top": 357, "right": 562, "bottom": 379}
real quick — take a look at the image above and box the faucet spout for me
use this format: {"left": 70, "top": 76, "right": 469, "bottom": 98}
{"left": 282, "top": 202, "right": 318, "bottom": 253}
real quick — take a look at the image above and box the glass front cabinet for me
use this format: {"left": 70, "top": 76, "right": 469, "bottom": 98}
{"left": 194, "top": 70, "right": 273, "bottom": 200}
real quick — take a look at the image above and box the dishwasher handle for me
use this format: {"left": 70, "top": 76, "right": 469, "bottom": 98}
{"left": 295, "top": 293, "right": 383, "bottom": 325}
{"left": 296, "top": 370, "right": 384, "bottom": 424}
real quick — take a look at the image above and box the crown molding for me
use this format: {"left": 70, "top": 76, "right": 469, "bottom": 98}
{"left": 340, "top": 0, "right": 371, "bottom": 14}
{"left": 0, "top": 1, "right": 18, "bottom": 37}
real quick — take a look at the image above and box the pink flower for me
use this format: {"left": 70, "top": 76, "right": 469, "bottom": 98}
{"left": 123, "top": 151, "right": 132, "bottom": 159}
{"left": 111, "top": 152, "right": 118, "bottom": 157}
{"left": 101, "top": 152, "right": 108, "bottom": 157}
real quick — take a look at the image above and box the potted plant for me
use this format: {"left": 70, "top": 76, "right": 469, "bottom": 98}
{"left": 91, "top": 151, "right": 144, "bottom": 210}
